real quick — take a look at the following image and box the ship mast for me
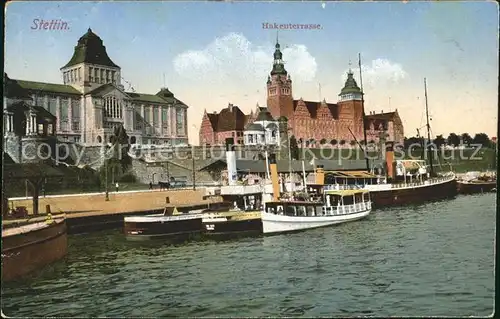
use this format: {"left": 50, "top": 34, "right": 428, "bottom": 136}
{"left": 358, "top": 53, "right": 370, "bottom": 172}
{"left": 424, "top": 78, "right": 434, "bottom": 176}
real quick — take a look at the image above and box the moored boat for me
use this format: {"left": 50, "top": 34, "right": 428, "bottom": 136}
{"left": 123, "top": 206, "right": 204, "bottom": 241}
{"left": 457, "top": 172, "right": 497, "bottom": 194}
{"left": 2, "top": 213, "right": 67, "bottom": 282}
{"left": 261, "top": 155, "right": 372, "bottom": 235}
{"left": 261, "top": 189, "right": 372, "bottom": 235}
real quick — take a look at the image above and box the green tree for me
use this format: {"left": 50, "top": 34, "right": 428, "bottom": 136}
{"left": 320, "top": 138, "right": 327, "bottom": 145}
{"left": 289, "top": 135, "right": 299, "bottom": 160}
{"left": 461, "top": 133, "right": 472, "bottom": 146}
{"left": 100, "top": 125, "right": 133, "bottom": 183}
{"left": 433, "top": 134, "right": 446, "bottom": 148}
{"left": 472, "top": 133, "right": 490, "bottom": 148}
{"left": 447, "top": 133, "right": 460, "bottom": 147}
{"left": 330, "top": 139, "right": 338, "bottom": 146}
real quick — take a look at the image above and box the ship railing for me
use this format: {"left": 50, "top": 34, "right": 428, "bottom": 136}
{"left": 323, "top": 201, "right": 371, "bottom": 216}
{"left": 323, "top": 184, "right": 363, "bottom": 191}
{"left": 391, "top": 174, "right": 455, "bottom": 189}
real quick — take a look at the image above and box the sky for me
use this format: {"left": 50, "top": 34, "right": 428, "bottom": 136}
{"left": 5, "top": 1, "right": 498, "bottom": 145}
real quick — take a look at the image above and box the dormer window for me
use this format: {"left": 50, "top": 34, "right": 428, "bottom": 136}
{"left": 269, "top": 88, "right": 277, "bottom": 96}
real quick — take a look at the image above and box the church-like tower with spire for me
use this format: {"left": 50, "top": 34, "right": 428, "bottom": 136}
{"left": 266, "top": 38, "right": 294, "bottom": 121}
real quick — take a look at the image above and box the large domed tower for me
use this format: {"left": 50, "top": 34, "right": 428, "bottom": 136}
{"left": 337, "top": 67, "right": 365, "bottom": 141}
{"left": 60, "top": 28, "right": 121, "bottom": 94}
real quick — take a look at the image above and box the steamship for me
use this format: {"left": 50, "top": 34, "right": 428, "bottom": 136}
{"left": 261, "top": 156, "right": 372, "bottom": 235}
{"left": 325, "top": 78, "right": 457, "bottom": 208}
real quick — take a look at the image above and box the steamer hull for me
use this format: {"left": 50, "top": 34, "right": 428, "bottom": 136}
{"left": 368, "top": 177, "right": 458, "bottom": 209}
{"left": 2, "top": 218, "right": 67, "bottom": 282}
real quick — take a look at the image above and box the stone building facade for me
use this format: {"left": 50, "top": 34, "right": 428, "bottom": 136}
{"left": 5, "top": 28, "right": 190, "bottom": 149}
{"left": 199, "top": 39, "right": 404, "bottom": 147}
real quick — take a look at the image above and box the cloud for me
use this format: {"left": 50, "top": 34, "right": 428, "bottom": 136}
{"left": 341, "top": 58, "right": 408, "bottom": 89}
{"left": 173, "top": 32, "right": 317, "bottom": 86}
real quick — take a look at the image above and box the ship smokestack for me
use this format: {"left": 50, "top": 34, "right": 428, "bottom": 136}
{"left": 268, "top": 153, "right": 280, "bottom": 201}
{"left": 225, "top": 138, "right": 237, "bottom": 186}
{"left": 315, "top": 165, "right": 325, "bottom": 185}
{"left": 385, "top": 141, "right": 396, "bottom": 181}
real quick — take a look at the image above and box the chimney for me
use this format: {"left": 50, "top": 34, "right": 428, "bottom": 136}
{"left": 381, "top": 110, "right": 384, "bottom": 113}
{"left": 268, "top": 153, "right": 280, "bottom": 201}
{"left": 225, "top": 138, "right": 237, "bottom": 186}
{"left": 228, "top": 103, "right": 233, "bottom": 111}
{"left": 385, "top": 141, "right": 396, "bottom": 180}
{"left": 315, "top": 165, "right": 325, "bottom": 185}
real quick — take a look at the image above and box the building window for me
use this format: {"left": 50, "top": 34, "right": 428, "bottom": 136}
{"left": 72, "top": 99, "right": 81, "bottom": 131}
{"left": 176, "top": 108, "right": 184, "bottom": 135}
{"left": 106, "top": 70, "right": 110, "bottom": 83}
{"left": 153, "top": 106, "right": 159, "bottom": 127}
{"left": 71, "top": 99, "right": 80, "bottom": 119}
{"left": 162, "top": 107, "right": 169, "bottom": 131}
{"left": 112, "top": 71, "right": 116, "bottom": 84}
{"left": 104, "top": 96, "right": 121, "bottom": 119}
{"left": 89, "top": 67, "right": 94, "bottom": 82}
{"left": 60, "top": 98, "right": 69, "bottom": 131}
{"left": 144, "top": 106, "right": 151, "bottom": 123}
{"left": 78, "top": 68, "right": 82, "bottom": 81}
{"left": 134, "top": 109, "right": 142, "bottom": 130}
{"left": 269, "top": 88, "right": 277, "bottom": 96}
{"left": 48, "top": 97, "right": 57, "bottom": 115}
{"left": 72, "top": 121, "right": 81, "bottom": 131}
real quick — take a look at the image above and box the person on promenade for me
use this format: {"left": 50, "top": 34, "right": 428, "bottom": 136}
{"left": 115, "top": 182, "right": 119, "bottom": 192}
{"left": 149, "top": 182, "right": 153, "bottom": 190}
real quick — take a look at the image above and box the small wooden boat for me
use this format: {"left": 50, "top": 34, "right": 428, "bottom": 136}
{"left": 123, "top": 206, "right": 204, "bottom": 241}
{"left": 457, "top": 175, "right": 497, "bottom": 195}
{"left": 2, "top": 214, "right": 67, "bottom": 281}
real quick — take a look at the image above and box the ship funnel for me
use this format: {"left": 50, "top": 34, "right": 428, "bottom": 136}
{"left": 268, "top": 153, "right": 280, "bottom": 201}
{"left": 315, "top": 165, "right": 325, "bottom": 185}
{"left": 225, "top": 138, "right": 237, "bottom": 186}
{"left": 385, "top": 141, "right": 396, "bottom": 180}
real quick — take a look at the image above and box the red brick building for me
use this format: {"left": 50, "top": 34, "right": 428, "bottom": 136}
{"left": 199, "top": 40, "right": 404, "bottom": 147}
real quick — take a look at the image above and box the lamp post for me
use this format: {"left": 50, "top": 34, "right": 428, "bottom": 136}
{"left": 191, "top": 150, "right": 196, "bottom": 191}
{"left": 105, "top": 145, "right": 109, "bottom": 201}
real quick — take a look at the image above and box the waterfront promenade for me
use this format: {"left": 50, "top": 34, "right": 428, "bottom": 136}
{"left": 6, "top": 188, "right": 215, "bottom": 221}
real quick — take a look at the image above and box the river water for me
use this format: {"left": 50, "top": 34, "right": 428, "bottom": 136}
{"left": 2, "top": 193, "right": 495, "bottom": 317}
